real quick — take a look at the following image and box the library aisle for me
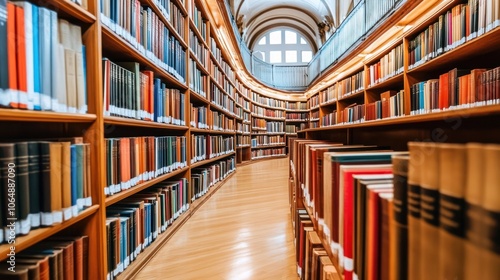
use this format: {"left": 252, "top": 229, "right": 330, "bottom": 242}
{"left": 135, "top": 158, "right": 298, "bottom": 280}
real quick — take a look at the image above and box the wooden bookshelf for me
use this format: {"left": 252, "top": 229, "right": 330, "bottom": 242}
{"left": 104, "top": 116, "right": 189, "bottom": 130}
{"left": 0, "top": 109, "right": 97, "bottom": 123}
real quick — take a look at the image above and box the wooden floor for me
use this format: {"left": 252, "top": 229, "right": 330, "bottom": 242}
{"left": 134, "top": 158, "right": 298, "bottom": 280}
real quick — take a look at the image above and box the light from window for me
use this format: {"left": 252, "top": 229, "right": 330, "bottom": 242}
{"left": 302, "top": 51, "right": 312, "bottom": 63}
{"left": 285, "top": 31, "right": 297, "bottom": 44}
{"left": 300, "top": 38, "right": 307, "bottom": 45}
{"left": 286, "top": 51, "right": 297, "bottom": 63}
{"left": 258, "top": 37, "right": 266, "bottom": 45}
{"left": 269, "top": 31, "right": 282, "bottom": 44}
{"left": 270, "top": 51, "right": 282, "bottom": 63}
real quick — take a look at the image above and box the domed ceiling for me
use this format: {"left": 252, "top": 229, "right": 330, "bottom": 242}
{"left": 229, "top": 0, "right": 359, "bottom": 51}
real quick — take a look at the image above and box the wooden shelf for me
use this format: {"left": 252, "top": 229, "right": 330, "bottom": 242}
{"left": 251, "top": 114, "right": 286, "bottom": 121}
{"left": 252, "top": 102, "right": 286, "bottom": 111}
{"left": 0, "top": 205, "right": 99, "bottom": 261}
{"left": 366, "top": 72, "right": 404, "bottom": 91}
{"left": 251, "top": 143, "right": 286, "bottom": 149}
{"left": 301, "top": 104, "right": 500, "bottom": 132}
{"left": 53, "top": 0, "right": 96, "bottom": 24}
{"left": 251, "top": 132, "right": 285, "bottom": 136}
{"left": 190, "top": 91, "right": 209, "bottom": 104}
{"left": 320, "top": 100, "right": 338, "bottom": 107}
{"left": 190, "top": 52, "right": 210, "bottom": 76}
{"left": 285, "top": 119, "right": 308, "bottom": 123}
{"left": 189, "top": 19, "right": 209, "bottom": 48}
{"left": 251, "top": 154, "right": 287, "bottom": 160}
{"left": 105, "top": 167, "right": 189, "bottom": 207}
{"left": 190, "top": 152, "right": 236, "bottom": 169}
{"left": 0, "top": 109, "right": 97, "bottom": 123}
{"left": 337, "top": 89, "right": 365, "bottom": 102}
{"left": 285, "top": 108, "right": 309, "bottom": 112}
{"left": 101, "top": 26, "right": 187, "bottom": 89}
{"left": 237, "top": 145, "right": 251, "bottom": 148}
{"left": 209, "top": 102, "right": 237, "bottom": 118}
{"left": 191, "top": 128, "right": 235, "bottom": 135}
{"left": 173, "top": 0, "right": 188, "bottom": 16}
{"left": 104, "top": 116, "right": 189, "bottom": 130}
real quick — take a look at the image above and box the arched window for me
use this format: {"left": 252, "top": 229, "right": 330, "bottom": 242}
{"left": 252, "top": 28, "right": 314, "bottom": 65}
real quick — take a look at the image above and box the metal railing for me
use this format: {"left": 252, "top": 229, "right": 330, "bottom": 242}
{"left": 222, "top": 0, "right": 404, "bottom": 91}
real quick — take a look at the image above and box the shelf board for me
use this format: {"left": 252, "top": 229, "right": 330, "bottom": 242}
{"left": 190, "top": 152, "right": 236, "bottom": 169}
{"left": 337, "top": 89, "right": 365, "bottom": 102}
{"left": 0, "top": 205, "right": 99, "bottom": 261}
{"left": 251, "top": 144, "right": 286, "bottom": 149}
{"left": 189, "top": 91, "right": 209, "bottom": 104}
{"left": 101, "top": 26, "right": 187, "bottom": 90}
{"left": 191, "top": 128, "right": 235, "bottom": 135}
{"left": 301, "top": 104, "right": 500, "bottom": 132}
{"left": 251, "top": 154, "right": 287, "bottom": 160}
{"left": 103, "top": 116, "right": 189, "bottom": 130}
{"left": 251, "top": 132, "right": 285, "bottom": 136}
{"left": 105, "top": 167, "right": 189, "bottom": 207}
{"left": 173, "top": 0, "right": 188, "bottom": 17}
{"left": 286, "top": 133, "right": 298, "bottom": 136}
{"left": 209, "top": 103, "right": 237, "bottom": 118}
{"left": 54, "top": 0, "right": 96, "bottom": 24}
{"left": 237, "top": 145, "right": 251, "bottom": 148}
{"left": 251, "top": 114, "right": 286, "bottom": 121}
{"left": 189, "top": 19, "right": 209, "bottom": 49}
{"left": 408, "top": 27, "right": 500, "bottom": 74}
{"left": 189, "top": 52, "right": 210, "bottom": 76}
{"left": 285, "top": 108, "right": 309, "bottom": 112}
{"left": 252, "top": 102, "right": 286, "bottom": 111}
{"left": 367, "top": 72, "right": 404, "bottom": 91}
{"left": 320, "top": 100, "right": 338, "bottom": 107}
{"left": 0, "top": 109, "right": 96, "bottom": 123}
{"left": 285, "top": 119, "right": 308, "bottom": 123}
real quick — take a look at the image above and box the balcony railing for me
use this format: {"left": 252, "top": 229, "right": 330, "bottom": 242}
{"left": 223, "top": 0, "right": 404, "bottom": 91}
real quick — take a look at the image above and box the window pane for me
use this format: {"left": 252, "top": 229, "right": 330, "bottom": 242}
{"left": 300, "top": 38, "right": 307, "bottom": 44}
{"left": 285, "top": 31, "right": 297, "bottom": 44}
{"left": 269, "top": 51, "right": 282, "bottom": 63}
{"left": 286, "top": 51, "right": 297, "bottom": 63}
{"left": 258, "top": 37, "right": 266, "bottom": 45}
{"left": 302, "top": 51, "right": 312, "bottom": 63}
{"left": 269, "top": 31, "right": 281, "bottom": 44}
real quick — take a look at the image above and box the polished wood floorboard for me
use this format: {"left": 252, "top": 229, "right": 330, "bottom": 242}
{"left": 134, "top": 158, "right": 298, "bottom": 280}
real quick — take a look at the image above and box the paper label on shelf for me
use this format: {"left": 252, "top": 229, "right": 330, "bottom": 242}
{"left": 297, "top": 267, "right": 302, "bottom": 277}
{"left": 72, "top": 205, "right": 79, "bottom": 217}
{"left": 118, "top": 262, "right": 124, "bottom": 273}
{"left": 53, "top": 211, "right": 63, "bottom": 224}
{"left": 353, "top": 273, "right": 359, "bottom": 280}
{"left": 40, "top": 212, "right": 52, "bottom": 226}
{"left": 344, "top": 257, "right": 354, "bottom": 271}
{"left": 30, "top": 213, "right": 41, "bottom": 228}
{"left": 63, "top": 207, "right": 73, "bottom": 221}
{"left": 124, "top": 257, "right": 130, "bottom": 268}
{"left": 77, "top": 198, "right": 85, "bottom": 210}
{"left": 104, "top": 187, "right": 109, "bottom": 196}
{"left": 136, "top": 246, "right": 141, "bottom": 257}
{"left": 85, "top": 197, "right": 92, "bottom": 206}
{"left": 144, "top": 238, "right": 148, "bottom": 247}
{"left": 149, "top": 235, "right": 152, "bottom": 243}
{"left": 130, "top": 253, "right": 134, "bottom": 262}
{"left": 21, "top": 219, "right": 31, "bottom": 235}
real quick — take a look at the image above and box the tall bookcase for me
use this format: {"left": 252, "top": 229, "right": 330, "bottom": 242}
{"left": 291, "top": 0, "right": 500, "bottom": 278}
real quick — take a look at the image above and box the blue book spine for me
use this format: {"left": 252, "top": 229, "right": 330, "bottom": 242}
{"left": 70, "top": 145, "right": 77, "bottom": 206}
{"left": 32, "top": 5, "right": 41, "bottom": 110}
{"left": 419, "top": 82, "right": 425, "bottom": 112}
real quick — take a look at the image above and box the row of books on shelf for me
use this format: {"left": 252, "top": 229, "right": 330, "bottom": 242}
{"left": 252, "top": 118, "right": 266, "bottom": 129}
{"left": 210, "top": 84, "right": 235, "bottom": 116}
{"left": 192, "top": 157, "right": 236, "bottom": 199}
{"left": 367, "top": 43, "right": 404, "bottom": 87}
{"left": 309, "top": 95, "right": 320, "bottom": 109}
{"left": 321, "top": 88, "right": 337, "bottom": 105}
{"left": 237, "top": 97, "right": 251, "bottom": 111}
{"left": 103, "top": 58, "right": 186, "bottom": 124}
{"left": 295, "top": 212, "right": 340, "bottom": 279}
{"left": 191, "top": 135, "right": 234, "bottom": 164}
{"left": 321, "top": 112, "right": 337, "bottom": 127}
{"left": 338, "top": 70, "right": 364, "bottom": 99}
{"left": 100, "top": 2, "right": 186, "bottom": 83}
{"left": 286, "top": 101, "right": 308, "bottom": 110}
{"left": 0, "top": 139, "right": 92, "bottom": 243}
{"left": 236, "top": 123, "right": 251, "bottom": 134}
{"left": 189, "top": 30, "right": 209, "bottom": 68}
{"left": 0, "top": 2, "right": 87, "bottom": 113}
{"left": 409, "top": 0, "right": 500, "bottom": 69}
{"left": 237, "top": 135, "right": 250, "bottom": 146}
{"left": 251, "top": 148, "right": 286, "bottom": 159}
{"left": 190, "top": 104, "right": 208, "bottom": 129}
{"left": 106, "top": 177, "right": 189, "bottom": 279}
{"left": 286, "top": 124, "right": 307, "bottom": 134}
{"left": 209, "top": 38, "right": 234, "bottom": 82}
{"left": 264, "top": 121, "right": 285, "bottom": 134}
{"left": 291, "top": 139, "right": 500, "bottom": 280}
{"left": 286, "top": 113, "right": 308, "bottom": 121}
{"left": 366, "top": 89, "right": 405, "bottom": 121}
{"left": 237, "top": 108, "right": 250, "bottom": 121}
{"left": 209, "top": 59, "right": 225, "bottom": 87}
{"left": 250, "top": 135, "right": 285, "bottom": 147}
{"left": 0, "top": 235, "right": 89, "bottom": 280}
{"left": 189, "top": 60, "right": 207, "bottom": 97}
{"left": 211, "top": 111, "right": 235, "bottom": 131}
{"left": 189, "top": 0, "right": 207, "bottom": 39}
{"left": 252, "top": 92, "right": 285, "bottom": 109}
{"left": 410, "top": 67, "right": 500, "bottom": 115}
{"left": 104, "top": 136, "right": 187, "bottom": 197}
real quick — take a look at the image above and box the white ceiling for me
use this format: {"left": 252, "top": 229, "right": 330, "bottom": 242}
{"left": 230, "top": 0, "right": 356, "bottom": 51}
